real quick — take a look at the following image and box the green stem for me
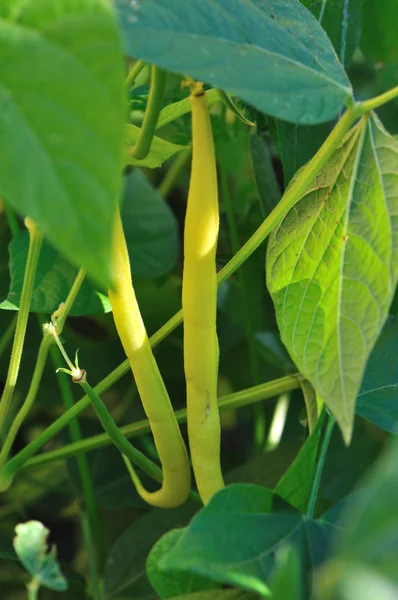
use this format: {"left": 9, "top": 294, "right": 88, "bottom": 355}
{"left": 0, "top": 106, "right": 358, "bottom": 484}
{"left": 55, "top": 268, "right": 85, "bottom": 333}
{"left": 0, "top": 269, "right": 87, "bottom": 467}
{"left": 356, "top": 86, "right": 398, "bottom": 115}
{"left": 130, "top": 66, "right": 166, "bottom": 160}
{"left": 78, "top": 378, "right": 200, "bottom": 505}
{"left": 3, "top": 199, "right": 20, "bottom": 238}
{"left": 0, "top": 222, "right": 43, "bottom": 432}
{"left": 220, "top": 164, "right": 264, "bottom": 447}
{"left": 80, "top": 512, "right": 102, "bottom": 600}
{"left": 50, "top": 344, "right": 105, "bottom": 571}
{"left": 27, "top": 578, "right": 40, "bottom": 600}
{"left": 306, "top": 413, "right": 335, "bottom": 518}
{"left": 158, "top": 147, "right": 191, "bottom": 198}
{"left": 25, "top": 375, "right": 300, "bottom": 468}
{"left": 0, "top": 315, "right": 17, "bottom": 361}
{"left": 0, "top": 334, "right": 52, "bottom": 466}
{"left": 125, "top": 59, "right": 146, "bottom": 89}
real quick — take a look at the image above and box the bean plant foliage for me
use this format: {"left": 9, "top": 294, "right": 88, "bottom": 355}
{"left": 0, "top": 1, "right": 397, "bottom": 599}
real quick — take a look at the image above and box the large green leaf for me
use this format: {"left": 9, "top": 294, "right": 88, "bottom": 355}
{"left": 158, "top": 485, "right": 343, "bottom": 597}
{"left": 0, "top": 0, "right": 125, "bottom": 289}
{"left": 273, "top": 0, "right": 361, "bottom": 186}
{"left": 116, "top": 0, "right": 352, "bottom": 125}
{"left": 13, "top": 521, "right": 67, "bottom": 592}
{"left": 318, "top": 437, "right": 398, "bottom": 598}
{"left": 147, "top": 529, "right": 218, "bottom": 599}
{"left": 361, "top": 0, "right": 398, "bottom": 65}
{"left": 266, "top": 113, "right": 398, "bottom": 442}
{"left": 300, "top": 0, "right": 362, "bottom": 66}
{"left": 121, "top": 170, "right": 178, "bottom": 278}
{"left": 356, "top": 316, "right": 398, "bottom": 433}
{"left": 0, "top": 231, "right": 110, "bottom": 314}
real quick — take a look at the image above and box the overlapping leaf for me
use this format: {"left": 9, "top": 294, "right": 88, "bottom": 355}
{"left": 0, "top": 0, "right": 125, "bottom": 289}
{"left": 117, "top": 0, "right": 352, "bottom": 125}
{"left": 154, "top": 485, "right": 345, "bottom": 597}
{"left": 267, "top": 113, "right": 398, "bottom": 442}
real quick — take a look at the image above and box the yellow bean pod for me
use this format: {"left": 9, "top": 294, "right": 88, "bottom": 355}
{"left": 182, "top": 85, "right": 225, "bottom": 505}
{"left": 108, "top": 209, "right": 191, "bottom": 508}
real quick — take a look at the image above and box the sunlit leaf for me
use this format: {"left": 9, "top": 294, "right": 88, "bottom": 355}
{"left": 267, "top": 113, "right": 398, "bottom": 442}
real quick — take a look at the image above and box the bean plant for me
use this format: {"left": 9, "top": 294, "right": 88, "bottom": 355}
{"left": 0, "top": 1, "right": 397, "bottom": 599}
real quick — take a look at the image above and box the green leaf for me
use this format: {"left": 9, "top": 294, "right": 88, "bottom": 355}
{"left": 266, "top": 114, "right": 398, "bottom": 442}
{"left": 249, "top": 134, "right": 281, "bottom": 218}
{"left": 361, "top": 0, "right": 398, "bottom": 65}
{"left": 121, "top": 170, "right": 178, "bottom": 278}
{"left": 270, "top": 545, "right": 302, "bottom": 600}
{"left": 0, "top": 231, "right": 110, "bottom": 315}
{"left": 125, "top": 125, "right": 186, "bottom": 168}
{"left": 0, "top": 0, "right": 125, "bottom": 289}
{"left": 275, "top": 413, "right": 325, "bottom": 512}
{"left": 271, "top": 119, "right": 332, "bottom": 187}
{"left": 103, "top": 503, "right": 197, "bottom": 599}
{"left": 117, "top": 0, "right": 352, "bottom": 125}
{"left": 158, "top": 485, "right": 342, "bottom": 597}
{"left": 167, "top": 592, "right": 257, "bottom": 600}
{"left": 147, "top": 529, "right": 218, "bottom": 599}
{"left": 300, "top": 0, "right": 362, "bottom": 66}
{"left": 319, "top": 437, "right": 398, "bottom": 597}
{"left": 156, "top": 89, "right": 220, "bottom": 130}
{"left": 273, "top": 0, "right": 361, "bottom": 186}
{"left": 13, "top": 521, "right": 68, "bottom": 591}
{"left": 356, "top": 316, "right": 398, "bottom": 433}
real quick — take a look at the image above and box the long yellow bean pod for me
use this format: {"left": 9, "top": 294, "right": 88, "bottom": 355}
{"left": 182, "top": 84, "right": 225, "bottom": 505}
{"left": 108, "top": 209, "right": 191, "bottom": 508}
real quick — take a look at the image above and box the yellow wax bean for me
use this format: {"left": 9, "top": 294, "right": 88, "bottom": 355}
{"left": 108, "top": 209, "right": 191, "bottom": 508}
{"left": 182, "top": 85, "right": 225, "bottom": 505}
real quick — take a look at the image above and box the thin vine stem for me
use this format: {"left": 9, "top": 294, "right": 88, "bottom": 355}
{"left": 0, "top": 334, "right": 52, "bottom": 466}
{"left": 50, "top": 344, "right": 105, "bottom": 571}
{"left": 0, "top": 221, "right": 43, "bottom": 432}
{"left": 0, "top": 267, "right": 87, "bottom": 467}
{"left": 129, "top": 66, "right": 166, "bottom": 160}
{"left": 27, "top": 578, "right": 40, "bottom": 600}
{"left": 158, "top": 147, "right": 191, "bottom": 198}
{"left": 80, "top": 512, "right": 102, "bottom": 600}
{"left": 306, "top": 413, "right": 336, "bottom": 518}
{"left": 0, "top": 315, "right": 17, "bottom": 361}
{"left": 77, "top": 378, "right": 200, "bottom": 505}
{"left": 25, "top": 375, "right": 300, "bottom": 469}
{"left": 55, "top": 268, "right": 85, "bottom": 333}
{"left": 125, "top": 59, "right": 145, "bottom": 89}
{"left": 356, "top": 86, "right": 398, "bottom": 115}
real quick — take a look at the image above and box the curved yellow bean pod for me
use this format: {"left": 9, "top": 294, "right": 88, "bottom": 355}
{"left": 108, "top": 209, "right": 191, "bottom": 508}
{"left": 182, "top": 85, "right": 225, "bottom": 505}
